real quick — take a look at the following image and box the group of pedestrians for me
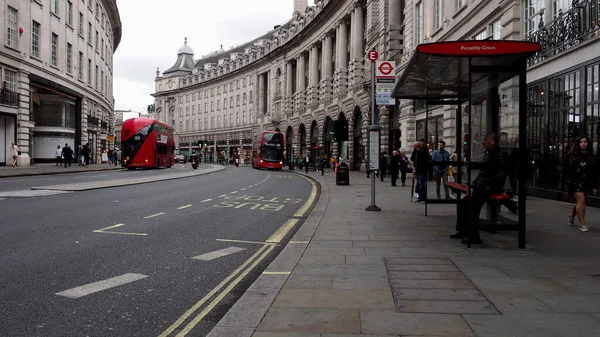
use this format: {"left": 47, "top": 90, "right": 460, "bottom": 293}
{"left": 55, "top": 143, "right": 92, "bottom": 167}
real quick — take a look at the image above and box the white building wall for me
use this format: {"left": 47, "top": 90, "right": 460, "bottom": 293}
{"left": 0, "top": 0, "right": 121, "bottom": 164}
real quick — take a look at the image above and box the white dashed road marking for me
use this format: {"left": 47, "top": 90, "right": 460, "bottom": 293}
{"left": 191, "top": 247, "right": 246, "bottom": 261}
{"left": 55, "top": 273, "right": 148, "bottom": 299}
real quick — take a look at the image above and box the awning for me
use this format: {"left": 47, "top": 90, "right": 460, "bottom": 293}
{"left": 392, "top": 41, "right": 541, "bottom": 100}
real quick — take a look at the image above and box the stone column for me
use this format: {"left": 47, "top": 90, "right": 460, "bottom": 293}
{"left": 387, "top": 0, "right": 403, "bottom": 60}
{"left": 320, "top": 33, "right": 333, "bottom": 106}
{"left": 295, "top": 53, "right": 306, "bottom": 114}
{"left": 308, "top": 44, "right": 320, "bottom": 110}
{"left": 349, "top": 10, "right": 355, "bottom": 61}
{"left": 258, "top": 73, "right": 265, "bottom": 115}
{"left": 350, "top": 3, "right": 365, "bottom": 92}
{"left": 286, "top": 61, "right": 294, "bottom": 116}
{"left": 17, "top": 70, "right": 32, "bottom": 165}
{"left": 334, "top": 19, "right": 349, "bottom": 100}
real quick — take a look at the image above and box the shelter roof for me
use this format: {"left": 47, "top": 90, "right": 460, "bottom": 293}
{"left": 392, "top": 41, "right": 541, "bottom": 100}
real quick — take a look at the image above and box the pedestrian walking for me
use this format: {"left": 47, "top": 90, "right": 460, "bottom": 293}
{"left": 10, "top": 142, "right": 19, "bottom": 167}
{"left": 61, "top": 143, "right": 72, "bottom": 168}
{"left": 56, "top": 145, "right": 62, "bottom": 166}
{"left": 303, "top": 153, "right": 310, "bottom": 174}
{"left": 390, "top": 150, "right": 400, "bottom": 186}
{"left": 562, "top": 135, "right": 598, "bottom": 232}
{"left": 431, "top": 140, "right": 451, "bottom": 199}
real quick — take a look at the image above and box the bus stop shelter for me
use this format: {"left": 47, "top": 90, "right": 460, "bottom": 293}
{"left": 391, "top": 40, "right": 540, "bottom": 248}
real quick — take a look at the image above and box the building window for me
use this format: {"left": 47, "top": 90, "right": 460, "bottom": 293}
{"left": 416, "top": 2, "right": 424, "bottom": 44}
{"left": 552, "top": 0, "right": 572, "bottom": 19}
{"left": 51, "top": 33, "right": 59, "bottom": 67}
{"left": 6, "top": 6, "right": 17, "bottom": 48}
{"left": 95, "top": 65, "right": 99, "bottom": 89}
{"left": 490, "top": 20, "right": 502, "bottom": 40}
{"left": 101, "top": 38, "right": 104, "bottom": 58}
{"left": 179, "top": 107, "right": 183, "bottom": 117}
{"left": 88, "top": 59, "right": 92, "bottom": 85}
{"left": 186, "top": 106, "right": 189, "bottom": 116}
{"left": 51, "top": 0, "right": 59, "bottom": 15}
{"left": 67, "top": 1, "right": 73, "bottom": 25}
{"left": 243, "top": 78, "right": 247, "bottom": 87}
{"left": 434, "top": 0, "right": 443, "bottom": 30}
{"left": 223, "top": 98, "right": 227, "bottom": 110}
{"left": 100, "top": 70, "right": 103, "bottom": 91}
{"left": 32, "top": 21, "right": 41, "bottom": 58}
{"left": 524, "top": 0, "right": 542, "bottom": 36}
{"left": 217, "top": 100, "right": 221, "bottom": 110}
{"left": 586, "top": 63, "right": 600, "bottom": 155}
{"left": 95, "top": 31, "right": 99, "bottom": 51}
{"left": 192, "top": 105, "right": 196, "bottom": 115}
{"left": 4, "top": 69, "right": 17, "bottom": 92}
{"left": 66, "top": 43, "right": 72, "bottom": 73}
{"left": 88, "top": 22, "right": 92, "bottom": 42}
{"left": 230, "top": 97, "right": 234, "bottom": 108}
{"left": 78, "top": 12, "right": 84, "bottom": 35}
{"left": 236, "top": 95, "right": 240, "bottom": 106}
{"left": 211, "top": 101, "right": 214, "bottom": 111}
{"left": 243, "top": 93, "right": 247, "bottom": 105}
{"left": 78, "top": 52, "right": 84, "bottom": 80}
{"left": 249, "top": 91, "right": 253, "bottom": 103}
{"left": 473, "top": 29, "right": 488, "bottom": 40}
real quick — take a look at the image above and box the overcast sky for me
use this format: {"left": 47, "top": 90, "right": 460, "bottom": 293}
{"left": 113, "top": 0, "right": 307, "bottom": 112}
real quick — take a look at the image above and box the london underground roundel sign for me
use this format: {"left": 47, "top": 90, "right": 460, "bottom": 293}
{"left": 378, "top": 62, "right": 393, "bottom": 75}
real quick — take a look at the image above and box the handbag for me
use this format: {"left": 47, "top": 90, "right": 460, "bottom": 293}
{"left": 17, "top": 151, "right": 21, "bottom": 155}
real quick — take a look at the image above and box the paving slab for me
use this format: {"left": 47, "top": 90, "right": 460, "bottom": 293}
{"left": 252, "top": 333, "right": 320, "bottom": 337}
{"left": 386, "top": 264, "right": 459, "bottom": 272}
{"left": 345, "top": 256, "right": 385, "bottom": 265}
{"left": 390, "top": 279, "right": 476, "bottom": 289}
{"left": 272, "top": 289, "right": 395, "bottom": 309}
{"left": 352, "top": 240, "right": 426, "bottom": 248}
{"left": 360, "top": 309, "right": 475, "bottom": 336}
{"left": 470, "top": 277, "right": 570, "bottom": 293}
{"left": 395, "top": 299, "right": 499, "bottom": 314}
{"left": 206, "top": 327, "right": 254, "bottom": 337}
{"left": 247, "top": 274, "right": 290, "bottom": 292}
{"left": 332, "top": 275, "right": 391, "bottom": 290}
{"left": 551, "top": 276, "right": 600, "bottom": 293}
{"left": 483, "top": 292, "right": 553, "bottom": 313}
{"left": 463, "top": 312, "right": 600, "bottom": 337}
{"left": 532, "top": 292, "right": 600, "bottom": 313}
{"left": 393, "top": 288, "right": 486, "bottom": 301}
{"left": 257, "top": 307, "right": 360, "bottom": 334}
{"left": 285, "top": 275, "right": 333, "bottom": 289}
{"left": 389, "top": 271, "right": 467, "bottom": 280}
{"left": 216, "top": 291, "right": 278, "bottom": 327}
{"left": 303, "top": 247, "right": 366, "bottom": 256}
{"left": 293, "top": 264, "right": 387, "bottom": 276}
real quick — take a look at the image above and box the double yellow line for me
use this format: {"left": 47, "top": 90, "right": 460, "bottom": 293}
{"left": 159, "top": 174, "right": 317, "bottom": 337}
{"left": 158, "top": 243, "right": 275, "bottom": 337}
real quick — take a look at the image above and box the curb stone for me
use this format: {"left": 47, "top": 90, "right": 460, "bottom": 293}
{"left": 205, "top": 170, "right": 328, "bottom": 337}
{"left": 29, "top": 165, "right": 226, "bottom": 191}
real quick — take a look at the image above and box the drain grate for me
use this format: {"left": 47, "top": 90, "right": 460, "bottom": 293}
{"left": 289, "top": 215, "right": 307, "bottom": 220}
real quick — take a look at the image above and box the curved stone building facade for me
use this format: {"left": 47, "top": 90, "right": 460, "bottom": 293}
{"left": 153, "top": 0, "right": 404, "bottom": 169}
{"left": 0, "top": 0, "right": 121, "bottom": 165}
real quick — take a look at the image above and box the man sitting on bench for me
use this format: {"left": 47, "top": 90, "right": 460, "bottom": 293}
{"left": 450, "top": 132, "right": 507, "bottom": 244}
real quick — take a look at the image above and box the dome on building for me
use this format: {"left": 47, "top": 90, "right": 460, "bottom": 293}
{"left": 164, "top": 37, "right": 196, "bottom": 75}
{"left": 178, "top": 37, "right": 194, "bottom": 55}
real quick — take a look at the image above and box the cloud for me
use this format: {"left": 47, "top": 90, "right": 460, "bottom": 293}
{"left": 113, "top": 0, "right": 296, "bottom": 111}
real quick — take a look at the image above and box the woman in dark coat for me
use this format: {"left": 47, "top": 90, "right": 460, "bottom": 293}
{"left": 561, "top": 135, "right": 598, "bottom": 232}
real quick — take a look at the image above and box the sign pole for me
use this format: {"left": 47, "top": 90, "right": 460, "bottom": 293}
{"left": 366, "top": 50, "right": 381, "bottom": 211}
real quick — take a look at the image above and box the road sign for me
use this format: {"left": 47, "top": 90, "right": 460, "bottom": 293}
{"left": 367, "top": 50, "right": 379, "bottom": 63}
{"left": 375, "top": 61, "right": 395, "bottom": 78}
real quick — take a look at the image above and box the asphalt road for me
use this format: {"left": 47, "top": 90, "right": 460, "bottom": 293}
{"left": 0, "top": 166, "right": 316, "bottom": 337}
{"left": 0, "top": 163, "right": 206, "bottom": 192}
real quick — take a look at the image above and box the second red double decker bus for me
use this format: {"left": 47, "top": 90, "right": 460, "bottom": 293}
{"left": 252, "top": 130, "right": 284, "bottom": 170}
{"left": 121, "top": 117, "right": 174, "bottom": 169}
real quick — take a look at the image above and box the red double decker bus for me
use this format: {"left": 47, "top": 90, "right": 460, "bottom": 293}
{"left": 252, "top": 130, "right": 284, "bottom": 170}
{"left": 121, "top": 117, "right": 174, "bottom": 169}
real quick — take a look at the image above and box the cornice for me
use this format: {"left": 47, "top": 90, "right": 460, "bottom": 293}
{"left": 155, "top": 0, "right": 350, "bottom": 94}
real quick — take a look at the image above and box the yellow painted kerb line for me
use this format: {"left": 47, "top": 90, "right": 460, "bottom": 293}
{"left": 158, "top": 244, "right": 270, "bottom": 337}
{"left": 266, "top": 175, "right": 317, "bottom": 243}
{"left": 175, "top": 245, "right": 275, "bottom": 336}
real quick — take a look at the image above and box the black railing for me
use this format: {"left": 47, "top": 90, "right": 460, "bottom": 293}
{"left": 0, "top": 86, "right": 19, "bottom": 107}
{"left": 526, "top": 0, "right": 600, "bottom": 66}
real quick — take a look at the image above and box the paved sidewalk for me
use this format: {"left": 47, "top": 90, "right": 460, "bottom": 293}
{"left": 0, "top": 163, "right": 123, "bottom": 178}
{"left": 207, "top": 169, "right": 600, "bottom": 337}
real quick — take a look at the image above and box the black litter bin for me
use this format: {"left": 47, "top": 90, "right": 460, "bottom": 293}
{"left": 336, "top": 162, "right": 349, "bottom": 185}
